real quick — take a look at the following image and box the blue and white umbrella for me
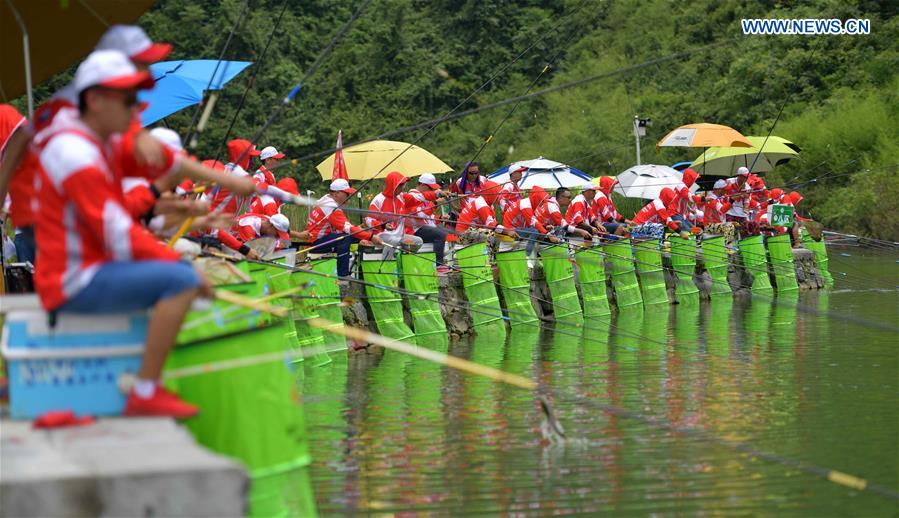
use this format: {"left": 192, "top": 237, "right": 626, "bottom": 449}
{"left": 488, "top": 157, "right": 592, "bottom": 190}
{"left": 139, "top": 59, "right": 252, "bottom": 126}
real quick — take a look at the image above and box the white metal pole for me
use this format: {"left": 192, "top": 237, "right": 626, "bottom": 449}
{"left": 633, "top": 115, "right": 641, "bottom": 166}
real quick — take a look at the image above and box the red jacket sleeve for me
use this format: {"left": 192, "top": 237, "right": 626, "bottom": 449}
{"left": 123, "top": 184, "right": 157, "bottom": 219}
{"left": 237, "top": 223, "right": 257, "bottom": 243}
{"left": 62, "top": 167, "right": 179, "bottom": 261}
{"left": 328, "top": 207, "right": 371, "bottom": 240}
{"left": 217, "top": 229, "right": 244, "bottom": 251}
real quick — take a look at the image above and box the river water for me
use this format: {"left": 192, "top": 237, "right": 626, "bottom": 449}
{"left": 300, "top": 247, "right": 898, "bottom": 515}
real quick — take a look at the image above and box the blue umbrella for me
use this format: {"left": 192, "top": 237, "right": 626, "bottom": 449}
{"left": 139, "top": 59, "right": 252, "bottom": 126}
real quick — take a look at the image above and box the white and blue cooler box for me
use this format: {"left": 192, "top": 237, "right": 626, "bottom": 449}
{"left": 1, "top": 298, "right": 148, "bottom": 419}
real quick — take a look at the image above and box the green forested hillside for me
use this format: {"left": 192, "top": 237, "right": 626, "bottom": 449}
{"left": 20, "top": 0, "right": 899, "bottom": 238}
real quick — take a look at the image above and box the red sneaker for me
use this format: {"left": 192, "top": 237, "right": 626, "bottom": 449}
{"left": 123, "top": 388, "right": 199, "bottom": 419}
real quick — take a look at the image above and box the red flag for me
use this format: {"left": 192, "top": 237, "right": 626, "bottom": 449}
{"left": 332, "top": 129, "right": 348, "bottom": 180}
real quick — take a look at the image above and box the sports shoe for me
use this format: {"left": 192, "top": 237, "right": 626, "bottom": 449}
{"left": 124, "top": 387, "right": 199, "bottom": 419}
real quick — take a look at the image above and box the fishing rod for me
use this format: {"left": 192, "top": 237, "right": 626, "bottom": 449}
{"left": 344, "top": 0, "right": 594, "bottom": 201}
{"left": 293, "top": 39, "right": 730, "bottom": 164}
{"left": 215, "top": 0, "right": 291, "bottom": 163}
{"left": 183, "top": 0, "right": 251, "bottom": 148}
{"left": 195, "top": 265, "right": 898, "bottom": 501}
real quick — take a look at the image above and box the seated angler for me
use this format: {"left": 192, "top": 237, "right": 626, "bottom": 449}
{"left": 536, "top": 187, "right": 592, "bottom": 240}
{"left": 456, "top": 180, "right": 516, "bottom": 240}
{"left": 502, "top": 185, "right": 555, "bottom": 254}
{"left": 566, "top": 182, "right": 601, "bottom": 237}
{"left": 631, "top": 187, "right": 686, "bottom": 239}
{"left": 306, "top": 179, "right": 382, "bottom": 277}
{"left": 450, "top": 161, "right": 488, "bottom": 213}
{"left": 34, "top": 50, "right": 221, "bottom": 418}
{"left": 366, "top": 171, "right": 423, "bottom": 257}
{"left": 591, "top": 176, "right": 629, "bottom": 237}
{"left": 236, "top": 212, "right": 292, "bottom": 250}
{"left": 406, "top": 173, "right": 453, "bottom": 272}
{"left": 254, "top": 145, "right": 285, "bottom": 186}
{"left": 498, "top": 166, "right": 525, "bottom": 212}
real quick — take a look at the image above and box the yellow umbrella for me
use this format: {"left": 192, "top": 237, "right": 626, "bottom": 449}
{"left": 657, "top": 123, "right": 753, "bottom": 148}
{"left": 315, "top": 139, "right": 453, "bottom": 180}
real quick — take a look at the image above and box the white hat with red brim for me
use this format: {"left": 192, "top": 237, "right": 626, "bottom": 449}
{"left": 418, "top": 173, "right": 441, "bottom": 189}
{"left": 329, "top": 178, "right": 357, "bottom": 195}
{"left": 259, "top": 146, "right": 286, "bottom": 160}
{"left": 73, "top": 50, "right": 155, "bottom": 95}
{"left": 269, "top": 214, "right": 291, "bottom": 241}
{"left": 95, "top": 25, "right": 172, "bottom": 63}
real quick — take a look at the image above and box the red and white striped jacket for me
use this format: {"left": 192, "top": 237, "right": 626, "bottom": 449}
{"left": 455, "top": 195, "right": 497, "bottom": 233}
{"left": 249, "top": 193, "right": 279, "bottom": 216}
{"left": 236, "top": 213, "right": 282, "bottom": 249}
{"left": 565, "top": 193, "right": 592, "bottom": 228}
{"left": 590, "top": 191, "right": 621, "bottom": 223}
{"left": 502, "top": 197, "right": 547, "bottom": 233}
{"left": 631, "top": 190, "right": 677, "bottom": 228}
{"left": 405, "top": 188, "right": 439, "bottom": 231}
{"left": 33, "top": 109, "right": 180, "bottom": 310}
{"left": 498, "top": 181, "right": 521, "bottom": 212}
{"left": 253, "top": 166, "right": 276, "bottom": 186}
{"left": 366, "top": 172, "right": 410, "bottom": 233}
{"left": 536, "top": 198, "right": 575, "bottom": 233}
{"left": 450, "top": 175, "right": 488, "bottom": 210}
{"left": 306, "top": 194, "right": 371, "bottom": 241}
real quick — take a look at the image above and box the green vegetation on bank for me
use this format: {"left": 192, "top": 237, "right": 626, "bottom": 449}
{"left": 16, "top": 0, "right": 899, "bottom": 238}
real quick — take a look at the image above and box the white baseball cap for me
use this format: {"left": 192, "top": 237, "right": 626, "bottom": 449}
{"left": 329, "top": 178, "right": 357, "bottom": 194}
{"left": 73, "top": 50, "right": 155, "bottom": 95}
{"left": 95, "top": 25, "right": 172, "bottom": 63}
{"left": 581, "top": 181, "right": 597, "bottom": 191}
{"left": 149, "top": 127, "right": 183, "bottom": 152}
{"left": 259, "top": 146, "right": 285, "bottom": 161}
{"left": 736, "top": 166, "right": 750, "bottom": 176}
{"left": 418, "top": 173, "right": 441, "bottom": 189}
{"left": 713, "top": 179, "right": 726, "bottom": 189}
{"left": 269, "top": 214, "right": 291, "bottom": 240}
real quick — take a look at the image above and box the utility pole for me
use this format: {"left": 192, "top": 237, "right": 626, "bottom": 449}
{"left": 633, "top": 115, "right": 651, "bottom": 166}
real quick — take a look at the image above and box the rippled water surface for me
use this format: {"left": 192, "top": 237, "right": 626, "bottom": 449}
{"left": 299, "top": 248, "right": 898, "bottom": 515}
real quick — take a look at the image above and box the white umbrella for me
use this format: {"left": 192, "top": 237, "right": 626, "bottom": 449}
{"left": 614, "top": 164, "right": 698, "bottom": 200}
{"left": 488, "top": 156, "right": 592, "bottom": 190}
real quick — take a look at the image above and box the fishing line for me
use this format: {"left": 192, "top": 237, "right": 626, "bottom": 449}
{"left": 183, "top": 0, "right": 251, "bottom": 147}
{"left": 345, "top": 0, "right": 594, "bottom": 201}
{"left": 547, "top": 384, "right": 899, "bottom": 501}
{"left": 294, "top": 40, "right": 729, "bottom": 165}
{"left": 215, "top": 0, "right": 291, "bottom": 162}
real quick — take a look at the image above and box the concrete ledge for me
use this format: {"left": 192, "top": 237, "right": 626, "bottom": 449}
{"left": 1, "top": 417, "right": 247, "bottom": 517}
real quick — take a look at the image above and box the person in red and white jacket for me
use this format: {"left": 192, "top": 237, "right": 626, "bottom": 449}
{"left": 631, "top": 187, "right": 682, "bottom": 231}
{"left": 406, "top": 173, "right": 452, "bottom": 270}
{"left": 502, "top": 185, "right": 552, "bottom": 254}
{"left": 455, "top": 180, "right": 513, "bottom": 237}
{"left": 33, "top": 50, "right": 242, "bottom": 419}
{"left": 250, "top": 177, "right": 299, "bottom": 216}
{"left": 306, "top": 179, "right": 382, "bottom": 277}
{"left": 566, "top": 182, "right": 599, "bottom": 234}
{"left": 236, "top": 212, "right": 291, "bottom": 246}
{"left": 590, "top": 176, "right": 629, "bottom": 236}
{"left": 498, "top": 166, "right": 525, "bottom": 212}
{"left": 254, "top": 145, "right": 284, "bottom": 186}
{"left": 450, "top": 161, "right": 488, "bottom": 212}
{"left": 536, "top": 187, "right": 592, "bottom": 239}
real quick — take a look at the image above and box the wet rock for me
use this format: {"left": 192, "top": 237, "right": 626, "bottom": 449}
{"left": 793, "top": 248, "right": 825, "bottom": 290}
{"left": 438, "top": 271, "right": 473, "bottom": 338}
{"left": 529, "top": 263, "right": 554, "bottom": 322}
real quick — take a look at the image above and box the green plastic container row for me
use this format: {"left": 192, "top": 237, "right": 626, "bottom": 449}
{"left": 455, "top": 243, "right": 503, "bottom": 326}
{"left": 668, "top": 236, "right": 699, "bottom": 303}
{"left": 604, "top": 239, "right": 643, "bottom": 308}
{"left": 633, "top": 240, "right": 669, "bottom": 306}
{"left": 309, "top": 259, "right": 348, "bottom": 349}
{"left": 494, "top": 249, "right": 539, "bottom": 325}
{"left": 738, "top": 234, "right": 773, "bottom": 292}
{"left": 801, "top": 234, "right": 834, "bottom": 286}
{"left": 399, "top": 251, "right": 447, "bottom": 336}
{"left": 361, "top": 259, "right": 415, "bottom": 340}
{"left": 573, "top": 248, "right": 611, "bottom": 317}
{"left": 766, "top": 233, "right": 799, "bottom": 291}
{"left": 701, "top": 236, "right": 734, "bottom": 297}
{"left": 540, "top": 245, "right": 583, "bottom": 322}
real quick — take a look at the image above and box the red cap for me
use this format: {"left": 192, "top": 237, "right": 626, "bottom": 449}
{"left": 276, "top": 177, "right": 299, "bottom": 196}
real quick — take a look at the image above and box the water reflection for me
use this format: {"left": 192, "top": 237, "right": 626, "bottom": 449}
{"left": 303, "top": 285, "right": 897, "bottom": 515}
